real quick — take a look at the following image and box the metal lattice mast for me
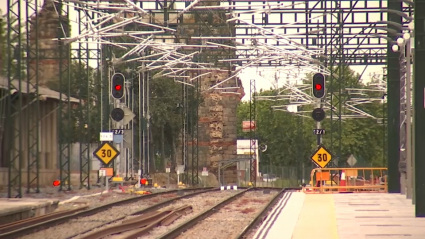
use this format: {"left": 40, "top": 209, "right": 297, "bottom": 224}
{"left": 57, "top": 0, "right": 72, "bottom": 191}
{"left": 190, "top": 77, "right": 200, "bottom": 186}
{"left": 75, "top": 0, "right": 99, "bottom": 189}
{"left": 100, "top": 46, "right": 113, "bottom": 173}
{"left": 399, "top": 39, "right": 407, "bottom": 184}
{"left": 26, "top": 0, "right": 41, "bottom": 193}
{"left": 249, "top": 78, "right": 256, "bottom": 186}
{"left": 7, "top": 0, "right": 24, "bottom": 198}
{"left": 326, "top": 1, "right": 343, "bottom": 167}
{"left": 182, "top": 79, "right": 189, "bottom": 183}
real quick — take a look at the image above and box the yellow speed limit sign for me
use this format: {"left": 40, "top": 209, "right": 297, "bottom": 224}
{"left": 93, "top": 142, "right": 120, "bottom": 165}
{"left": 310, "top": 145, "right": 332, "bottom": 168}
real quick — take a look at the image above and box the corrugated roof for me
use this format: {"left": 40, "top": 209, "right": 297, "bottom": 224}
{"left": 0, "top": 76, "right": 79, "bottom": 103}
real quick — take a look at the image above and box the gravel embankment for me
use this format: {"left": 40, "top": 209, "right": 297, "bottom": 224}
{"left": 75, "top": 190, "right": 240, "bottom": 239}
{"left": 175, "top": 190, "right": 279, "bottom": 239}
{"left": 19, "top": 190, "right": 194, "bottom": 239}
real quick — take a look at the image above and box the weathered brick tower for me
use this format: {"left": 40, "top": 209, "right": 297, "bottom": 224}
{"left": 196, "top": 72, "right": 244, "bottom": 183}
{"left": 28, "top": 0, "right": 69, "bottom": 86}
{"left": 174, "top": 1, "right": 244, "bottom": 184}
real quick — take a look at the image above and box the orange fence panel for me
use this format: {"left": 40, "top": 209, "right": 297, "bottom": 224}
{"left": 303, "top": 167, "right": 388, "bottom": 194}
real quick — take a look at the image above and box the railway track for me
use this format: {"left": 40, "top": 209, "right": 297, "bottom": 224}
{"left": 0, "top": 187, "right": 211, "bottom": 239}
{"left": 69, "top": 188, "right": 239, "bottom": 239}
{"left": 77, "top": 205, "right": 193, "bottom": 239}
{"left": 0, "top": 207, "right": 88, "bottom": 234}
{"left": 158, "top": 188, "right": 299, "bottom": 239}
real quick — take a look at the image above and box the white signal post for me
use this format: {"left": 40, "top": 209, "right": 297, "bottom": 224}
{"left": 202, "top": 167, "right": 208, "bottom": 187}
{"left": 316, "top": 98, "right": 322, "bottom": 147}
{"left": 166, "top": 167, "right": 170, "bottom": 188}
{"left": 99, "top": 169, "right": 108, "bottom": 192}
{"left": 114, "top": 100, "right": 124, "bottom": 178}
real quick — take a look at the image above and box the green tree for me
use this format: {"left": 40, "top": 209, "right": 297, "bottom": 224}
{"left": 45, "top": 61, "right": 101, "bottom": 143}
{"left": 0, "top": 10, "right": 27, "bottom": 78}
{"left": 0, "top": 12, "right": 5, "bottom": 76}
{"left": 237, "top": 65, "right": 386, "bottom": 170}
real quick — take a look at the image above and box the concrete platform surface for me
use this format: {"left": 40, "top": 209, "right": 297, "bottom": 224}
{"left": 0, "top": 198, "right": 60, "bottom": 225}
{"left": 253, "top": 192, "right": 305, "bottom": 239}
{"left": 252, "top": 193, "right": 425, "bottom": 239}
{"left": 334, "top": 193, "right": 425, "bottom": 239}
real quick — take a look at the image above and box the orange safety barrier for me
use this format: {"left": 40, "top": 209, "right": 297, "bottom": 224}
{"left": 303, "top": 167, "right": 388, "bottom": 194}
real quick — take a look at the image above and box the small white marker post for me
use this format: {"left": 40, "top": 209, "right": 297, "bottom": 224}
{"left": 166, "top": 167, "right": 170, "bottom": 188}
{"left": 177, "top": 169, "right": 180, "bottom": 186}
{"left": 99, "top": 169, "right": 107, "bottom": 193}
{"left": 136, "top": 170, "right": 142, "bottom": 188}
{"left": 201, "top": 167, "right": 208, "bottom": 187}
{"left": 176, "top": 165, "right": 184, "bottom": 187}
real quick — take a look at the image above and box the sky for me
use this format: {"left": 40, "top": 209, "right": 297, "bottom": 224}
{"left": 1, "top": 0, "right": 408, "bottom": 102}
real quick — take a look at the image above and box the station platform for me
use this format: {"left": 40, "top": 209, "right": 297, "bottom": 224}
{"left": 0, "top": 198, "right": 59, "bottom": 225}
{"left": 253, "top": 192, "right": 425, "bottom": 239}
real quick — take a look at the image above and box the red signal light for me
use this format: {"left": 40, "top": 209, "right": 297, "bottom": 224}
{"left": 53, "top": 180, "right": 60, "bottom": 186}
{"left": 315, "top": 84, "right": 322, "bottom": 90}
{"left": 115, "top": 85, "right": 122, "bottom": 91}
{"left": 141, "top": 178, "right": 147, "bottom": 185}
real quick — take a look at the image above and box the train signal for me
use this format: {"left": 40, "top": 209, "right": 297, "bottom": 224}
{"left": 53, "top": 180, "right": 60, "bottom": 186}
{"left": 111, "top": 73, "right": 125, "bottom": 99}
{"left": 140, "top": 178, "right": 147, "bottom": 185}
{"left": 312, "top": 108, "right": 326, "bottom": 122}
{"left": 312, "top": 73, "right": 325, "bottom": 98}
{"left": 110, "top": 108, "right": 125, "bottom": 122}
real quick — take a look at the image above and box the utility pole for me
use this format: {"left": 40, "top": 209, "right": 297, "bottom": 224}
{"left": 406, "top": 37, "right": 412, "bottom": 199}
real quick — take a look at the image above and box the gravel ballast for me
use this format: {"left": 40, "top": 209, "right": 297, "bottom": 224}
{"left": 74, "top": 190, "right": 240, "bottom": 239}
{"left": 19, "top": 191, "right": 190, "bottom": 239}
{"left": 175, "top": 190, "right": 279, "bottom": 239}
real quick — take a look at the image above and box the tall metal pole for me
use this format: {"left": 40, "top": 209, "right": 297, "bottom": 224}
{"left": 316, "top": 102, "right": 322, "bottom": 146}
{"left": 414, "top": 0, "right": 425, "bottom": 216}
{"left": 399, "top": 42, "right": 407, "bottom": 195}
{"left": 130, "top": 74, "right": 135, "bottom": 179}
{"left": 114, "top": 98, "right": 122, "bottom": 177}
{"left": 387, "top": 0, "right": 402, "bottom": 193}
{"left": 406, "top": 39, "right": 412, "bottom": 199}
{"left": 142, "top": 70, "right": 146, "bottom": 176}
{"left": 138, "top": 72, "right": 142, "bottom": 186}
{"left": 411, "top": 45, "right": 415, "bottom": 205}
{"left": 146, "top": 71, "right": 150, "bottom": 174}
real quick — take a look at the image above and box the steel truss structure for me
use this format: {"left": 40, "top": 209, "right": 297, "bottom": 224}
{"left": 4, "top": 0, "right": 412, "bottom": 195}
{"left": 56, "top": 0, "right": 99, "bottom": 191}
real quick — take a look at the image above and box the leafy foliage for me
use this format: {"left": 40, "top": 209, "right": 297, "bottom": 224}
{"left": 46, "top": 60, "right": 101, "bottom": 143}
{"left": 237, "top": 66, "right": 386, "bottom": 168}
{"left": 0, "top": 10, "right": 27, "bottom": 78}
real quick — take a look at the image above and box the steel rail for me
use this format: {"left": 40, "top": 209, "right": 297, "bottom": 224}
{"left": 0, "top": 187, "right": 211, "bottom": 239}
{"left": 0, "top": 206, "right": 88, "bottom": 234}
{"left": 80, "top": 205, "right": 194, "bottom": 239}
{"left": 158, "top": 187, "right": 256, "bottom": 239}
{"left": 67, "top": 188, "right": 217, "bottom": 239}
{"left": 121, "top": 205, "right": 193, "bottom": 239}
{"left": 235, "top": 188, "right": 301, "bottom": 239}
{"left": 79, "top": 209, "right": 173, "bottom": 239}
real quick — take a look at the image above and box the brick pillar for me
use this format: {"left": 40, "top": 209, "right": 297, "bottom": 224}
{"left": 195, "top": 71, "right": 244, "bottom": 184}
{"left": 28, "top": 0, "right": 70, "bottom": 87}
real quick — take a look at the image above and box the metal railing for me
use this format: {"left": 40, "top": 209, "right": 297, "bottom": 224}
{"left": 303, "top": 167, "right": 388, "bottom": 193}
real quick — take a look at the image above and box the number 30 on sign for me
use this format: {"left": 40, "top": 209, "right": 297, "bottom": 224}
{"left": 93, "top": 142, "right": 120, "bottom": 165}
{"left": 310, "top": 145, "right": 332, "bottom": 168}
